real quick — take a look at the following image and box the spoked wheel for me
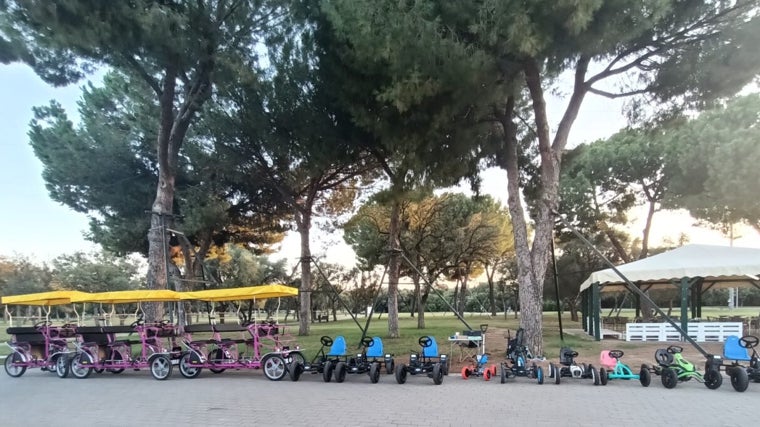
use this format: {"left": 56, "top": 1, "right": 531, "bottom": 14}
{"left": 54, "top": 354, "right": 69, "bottom": 379}
{"left": 323, "top": 360, "right": 334, "bottom": 383}
{"left": 179, "top": 353, "right": 202, "bottom": 379}
{"left": 703, "top": 368, "right": 722, "bottom": 390}
{"left": 599, "top": 368, "right": 608, "bottom": 386}
{"left": 729, "top": 367, "right": 749, "bottom": 392}
{"left": 335, "top": 361, "right": 347, "bottom": 383}
{"left": 208, "top": 349, "right": 226, "bottom": 374}
{"left": 590, "top": 366, "right": 600, "bottom": 385}
{"left": 70, "top": 353, "right": 93, "bottom": 379}
{"left": 639, "top": 366, "right": 652, "bottom": 387}
{"left": 661, "top": 367, "right": 677, "bottom": 389}
{"left": 4, "top": 353, "right": 27, "bottom": 378}
{"left": 262, "top": 354, "right": 287, "bottom": 381}
{"left": 107, "top": 350, "right": 125, "bottom": 374}
{"left": 150, "top": 355, "right": 172, "bottom": 380}
{"left": 433, "top": 363, "right": 444, "bottom": 385}
{"left": 395, "top": 363, "right": 407, "bottom": 384}
{"left": 369, "top": 362, "right": 380, "bottom": 384}
{"left": 289, "top": 361, "right": 304, "bottom": 382}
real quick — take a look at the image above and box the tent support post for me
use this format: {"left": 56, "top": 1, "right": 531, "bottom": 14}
{"left": 680, "top": 278, "right": 689, "bottom": 339}
{"left": 592, "top": 283, "right": 601, "bottom": 341}
{"left": 581, "top": 290, "right": 588, "bottom": 333}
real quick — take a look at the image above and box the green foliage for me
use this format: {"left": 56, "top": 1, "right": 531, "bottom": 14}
{"left": 0, "top": 255, "right": 52, "bottom": 297}
{"left": 50, "top": 251, "right": 143, "bottom": 293}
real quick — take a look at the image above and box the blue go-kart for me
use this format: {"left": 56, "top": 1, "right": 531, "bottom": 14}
{"left": 499, "top": 328, "right": 543, "bottom": 384}
{"left": 598, "top": 349, "right": 650, "bottom": 387}
{"left": 395, "top": 336, "right": 448, "bottom": 385}
{"left": 706, "top": 335, "right": 754, "bottom": 392}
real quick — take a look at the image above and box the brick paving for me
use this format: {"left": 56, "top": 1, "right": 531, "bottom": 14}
{"left": 1, "top": 363, "right": 757, "bottom": 426}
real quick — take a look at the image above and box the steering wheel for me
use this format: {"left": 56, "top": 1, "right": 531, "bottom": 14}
{"left": 130, "top": 319, "right": 145, "bottom": 328}
{"left": 740, "top": 335, "right": 759, "bottom": 349}
{"left": 34, "top": 320, "right": 51, "bottom": 328}
{"left": 667, "top": 345, "right": 683, "bottom": 354}
{"left": 361, "top": 337, "right": 374, "bottom": 348}
{"left": 419, "top": 336, "right": 432, "bottom": 348}
{"left": 608, "top": 350, "right": 624, "bottom": 359}
{"left": 320, "top": 336, "right": 333, "bottom": 347}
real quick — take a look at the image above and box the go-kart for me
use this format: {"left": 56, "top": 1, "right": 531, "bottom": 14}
{"left": 288, "top": 335, "right": 346, "bottom": 382}
{"left": 395, "top": 336, "right": 448, "bottom": 385}
{"left": 705, "top": 335, "right": 755, "bottom": 392}
{"left": 548, "top": 347, "right": 597, "bottom": 385}
{"left": 460, "top": 352, "right": 497, "bottom": 381}
{"left": 499, "top": 328, "right": 543, "bottom": 384}
{"left": 598, "top": 350, "right": 649, "bottom": 386}
{"left": 642, "top": 345, "right": 721, "bottom": 390}
{"left": 331, "top": 336, "right": 395, "bottom": 383}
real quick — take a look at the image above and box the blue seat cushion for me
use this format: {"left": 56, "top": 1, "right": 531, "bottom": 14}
{"left": 327, "top": 336, "right": 347, "bottom": 357}
{"left": 422, "top": 336, "right": 439, "bottom": 358}
{"left": 723, "top": 335, "right": 751, "bottom": 361}
{"left": 366, "top": 337, "right": 384, "bottom": 358}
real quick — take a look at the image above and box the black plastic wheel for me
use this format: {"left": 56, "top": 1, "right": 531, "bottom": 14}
{"left": 385, "top": 358, "right": 395, "bottom": 375}
{"left": 335, "top": 361, "right": 347, "bottom": 383}
{"left": 661, "top": 368, "right": 677, "bottom": 389}
{"left": 704, "top": 368, "right": 722, "bottom": 390}
{"left": 433, "top": 363, "right": 444, "bottom": 385}
{"left": 590, "top": 366, "right": 600, "bottom": 385}
{"left": 323, "top": 360, "right": 334, "bottom": 383}
{"left": 599, "top": 367, "right": 608, "bottom": 386}
{"left": 500, "top": 364, "right": 507, "bottom": 383}
{"left": 395, "top": 363, "right": 407, "bottom": 384}
{"left": 639, "top": 366, "right": 651, "bottom": 387}
{"left": 730, "top": 367, "right": 749, "bottom": 392}
{"left": 548, "top": 362, "right": 555, "bottom": 378}
{"left": 369, "top": 362, "right": 380, "bottom": 384}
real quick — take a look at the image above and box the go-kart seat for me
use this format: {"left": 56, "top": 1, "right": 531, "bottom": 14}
{"left": 366, "top": 337, "right": 384, "bottom": 358}
{"left": 560, "top": 347, "right": 577, "bottom": 366}
{"left": 326, "top": 336, "right": 347, "bottom": 357}
{"left": 723, "top": 335, "right": 751, "bottom": 361}
{"left": 422, "top": 336, "right": 439, "bottom": 358}
{"left": 600, "top": 350, "right": 617, "bottom": 370}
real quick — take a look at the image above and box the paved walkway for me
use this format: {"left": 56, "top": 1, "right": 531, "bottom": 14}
{"left": 0, "top": 368, "right": 757, "bottom": 426}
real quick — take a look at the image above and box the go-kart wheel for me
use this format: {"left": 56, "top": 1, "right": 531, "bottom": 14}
{"left": 729, "top": 367, "right": 749, "bottom": 392}
{"left": 441, "top": 360, "right": 449, "bottom": 376}
{"left": 395, "top": 363, "right": 408, "bottom": 384}
{"left": 590, "top": 366, "right": 600, "bottom": 386}
{"left": 285, "top": 351, "right": 305, "bottom": 367}
{"left": 554, "top": 366, "right": 561, "bottom": 385}
{"left": 386, "top": 358, "right": 395, "bottom": 375}
{"left": 369, "top": 362, "right": 380, "bottom": 384}
{"left": 4, "top": 352, "right": 26, "bottom": 378}
{"left": 484, "top": 368, "right": 492, "bottom": 381}
{"left": 703, "top": 368, "right": 722, "bottom": 390}
{"left": 208, "top": 349, "right": 226, "bottom": 374}
{"left": 548, "top": 362, "right": 555, "bottom": 378}
{"left": 70, "top": 353, "right": 93, "bottom": 379}
{"left": 461, "top": 366, "right": 472, "bottom": 379}
{"left": 599, "top": 367, "right": 608, "bottom": 386}
{"left": 320, "top": 336, "right": 333, "bottom": 347}
{"left": 535, "top": 366, "right": 544, "bottom": 385}
{"left": 432, "top": 363, "right": 444, "bottom": 385}
{"left": 419, "top": 336, "right": 432, "bottom": 348}
{"left": 335, "top": 361, "right": 347, "bottom": 383}
{"left": 262, "top": 354, "right": 287, "bottom": 381}
{"left": 581, "top": 363, "right": 588, "bottom": 376}
{"left": 288, "top": 361, "right": 303, "bottom": 382}
{"left": 639, "top": 366, "right": 651, "bottom": 387}
{"left": 491, "top": 365, "right": 497, "bottom": 377}
{"left": 54, "top": 354, "right": 69, "bottom": 378}
{"left": 739, "top": 335, "right": 759, "bottom": 349}
{"left": 661, "top": 367, "right": 677, "bottom": 389}
{"left": 179, "top": 353, "right": 202, "bottom": 379}
{"left": 530, "top": 362, "right": 538, "bottom": 379}
{"left": 323, "top": 360, "right": 334, "bottom": 383}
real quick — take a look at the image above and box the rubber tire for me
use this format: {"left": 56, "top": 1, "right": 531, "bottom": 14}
{"left": 639, "top": 366, "right": 651, "bottom": 387}
{"left": 208, "top": 349, "right": 226, "bottom": 374}
{"left": 729, "top": 367, "right": 749, "bottom": 392}
{"left": 262, "top": 354, "right": 287, "bottom": 381}
{"left": 441, "top": 359, "right": 449, "bottom": 376}
{"left": 590, "top": 366, "right": 600, "bottom": 385}
{"left": 461, "top": 366, "right": 471, "bottom": 379}
{"left": 395, "top": 363, "right": 407, "bottom": 384}
{"left": 107, "top": 350, "right": 125, "bottom": 374}
{"left": 323, "top": 360, "right": 334, "bottom": 383}
{"left": 4, "top": 353, "right": 26, "bottom": 378}
{"left": 536, "top": 366, "right": 544, "bottom": 384}
{"left": 599, "top": 367, "right": 608, "bottom": 386}
{"left": 369, "top": 362, "right": 380, "bottom": 384}
{"left": 179, "top": 353, "right": 202, "bottom": 379}
{"left": 335, "top": 361, "right": 347, "bottom": 383}
{"left": 70, "top": 353, "right": 93, "bottom": 379}
{"left": 484, "top": 369, "right": 492, "bottom": 381}
{"left": 433, "top": 363, "right": 444, "bottom": 385}
{"left": 704, "top": 368, "right": 722, "bottom": 390}
{"left": 500, "top": 364, "right": 507, "bottom": 383}
{"left": 55, "top": 354, "right": 69, "bottom": 379}
{"left": 286, "top": 351, "right": 305, "bottom": 366}
{"left": 548, "top": 362, "right": 555, "bottom": 378}
{"left": 150, "top": 355, "right": 172, "bottom": 380}
{"left": 289, "top": 361, "right": 303, "bottom": 382}
{"left": 661, "top": 368, "right": 677, "bottom": 389}
{"left": 386, "top": 358, "right": 395, "bottom": 375}
{"left": 554, "top": 367, "right": 561, "bottom": 385}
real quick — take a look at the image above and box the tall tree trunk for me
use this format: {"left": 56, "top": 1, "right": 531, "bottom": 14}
{"left": 297, "top": 211, "right": 312, "bottom": 335}
{"left": 410, "top": 272, "right": 420, "bottom": 318}
{"left": 386, "top": 200, "right": 401, "bottom": 338}
{"left": 457, "top": 266, "right": 470, "bottom": 315}
{"left": 417, "top": 284, "right": 429, "bottom": 329}
{"left": 485, "top": 263, "right": 498, "bottom": 316}
{"left": 145, "top": 174, "right": 174, "bottom": 322}
{"left": 639, "top": 196, "right": 657, "bottom": 259}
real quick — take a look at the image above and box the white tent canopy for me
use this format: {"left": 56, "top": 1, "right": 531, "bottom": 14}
{"left": 579, "top": 244, "right": 760, "bottom": 293}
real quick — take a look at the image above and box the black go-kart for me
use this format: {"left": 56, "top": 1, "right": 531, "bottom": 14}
{"left": 706, "top": 335, "right": 757, "bottom": 392}
{"left": 332, "top": 336, "right": 395, "bottom": 383}
{"left": 394, "top": 336, "right": 448, "bottom": 385}
{"left": 288, "top": 335, "right": 346, "bottom": 382}
{"left": 500, "top": 328, "right": 543, "bottom": 384}
{"left": 548, "top": 347, "right": 597, "bottom": 385}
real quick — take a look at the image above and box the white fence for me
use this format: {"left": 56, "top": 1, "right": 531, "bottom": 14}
{"left": 625, "top": 322, "right": 743, "bottom": 342}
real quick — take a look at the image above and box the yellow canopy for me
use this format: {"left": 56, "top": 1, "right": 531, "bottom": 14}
{"left": 70, "top": 289, "right": 182, "bottom": 304}
{"left": 180, "top": 284, "right": 298, "bottom": 302}
{"left": 1, "top": 290, "right": 89, "bottom": 306}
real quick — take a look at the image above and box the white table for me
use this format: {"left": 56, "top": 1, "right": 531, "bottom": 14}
{"left": 447, "top": 335, "right": 484, "bottom": 362}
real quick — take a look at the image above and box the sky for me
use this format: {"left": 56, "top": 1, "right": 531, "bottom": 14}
{"left": 1, "top": 62, "right": 758, "bottom": 267}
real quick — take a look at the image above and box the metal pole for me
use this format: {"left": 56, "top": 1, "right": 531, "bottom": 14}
{"left": 550, "top": 236, "right": 564, "bottom": 342}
